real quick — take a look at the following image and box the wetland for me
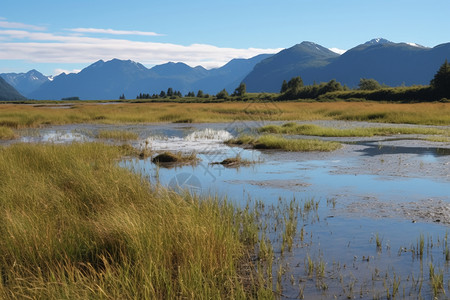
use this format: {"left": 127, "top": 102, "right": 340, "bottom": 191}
{"left": 1, "top": 102, "right": 449, "bottom": 299}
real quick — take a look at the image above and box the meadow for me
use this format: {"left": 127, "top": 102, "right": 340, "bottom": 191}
{"left": 0, "top": 102, "right": 449, "bottom": 133}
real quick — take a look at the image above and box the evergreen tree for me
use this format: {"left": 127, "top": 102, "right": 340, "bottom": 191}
{"left": 287, "top": 76, "right": 303, "bottom": 91}
{"left": 430, "top": 59, "right": 450, "bottom": 98}
{"left": 159, "top": 90, "right": 166, "bottom": 98}
{"left": 197, "top": 90, "right": 204, "bottom": 98}
{"left": 167, "top": 87, "right": 174, "bottom": 97}
{"left": 280, "top": 80, "right": 288, "bottom": 93}
{"left": 233, "top": 82, "right": 246, "bottom": 97}
{"left": 216, "top": 89, "right": 229, "bottom": 99}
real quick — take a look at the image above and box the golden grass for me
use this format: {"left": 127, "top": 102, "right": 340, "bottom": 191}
{"left": 96, "top": 129, "right": 139, "bottom": 140}
{"left": 227, "top": 134, "right": 341, "bottom": 152}
{"left": 0, "top": 142, "right": 267, "bottom": 299}
{"left": 260, "top": 123, "right": 449, "bottom": 137}
{"left": 0, "top": 101, "right": 449, "bottom": 128}
{"left": 426, "top": 136, "right": 450, "bottom": 143}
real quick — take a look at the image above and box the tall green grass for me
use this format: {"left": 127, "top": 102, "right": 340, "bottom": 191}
{"left": 0, "top": 143, "right": 268, "bottom": 299}
{"left": 226, "top": 134, "right": 341, "bottom": 152}
{"left": 259, "top": 123, "right": 449, "bottom": 137}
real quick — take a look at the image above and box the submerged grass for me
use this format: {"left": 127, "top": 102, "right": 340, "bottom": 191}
{"left": 226, "top": 134, "right": 341, "bottom": 152}
{"left": 259, "top": 123, "right": 449, "bottom": 137}
{"left": 0, "top": 102, "right": 449, "bottom": 128}
{"left": 0, "top": 143, "right": 269, "bottom": 299}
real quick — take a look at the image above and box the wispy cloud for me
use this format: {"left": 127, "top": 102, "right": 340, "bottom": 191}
{"left": 0, "top": 23, "right": 282, "bottom": 71}
{"left": 69, "top": 28, "right": 164, "bottom": 37}
{"left": 0, "top": 20, "right": 46, "bottom": 31}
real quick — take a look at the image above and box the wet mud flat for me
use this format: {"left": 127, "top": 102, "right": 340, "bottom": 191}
{"left": 4, "top": 121, "right": 450, "bottom": 299}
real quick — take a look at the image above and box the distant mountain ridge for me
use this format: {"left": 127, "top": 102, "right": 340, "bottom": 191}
{"left": 2, "top": 38, "right": 450, "bottom": 100}
{"left": 27, "top": 55, "right": 271, "bottom": 100}
{"left": 0, "top": 76, "right": 27, "bottom": 101}
{"left": 1, "top": 70, "right": 51, "bottom": 97}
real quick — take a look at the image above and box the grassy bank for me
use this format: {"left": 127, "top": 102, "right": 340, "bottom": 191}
{"left": 226, "top": 134, "right": 341, "bottom": 152}
{"left": 259, "top": 122, "right": 449, "bottom": 137}
{"left": 0, "top": 102, "right": 449, "bottom": 128}
{"left": 0, "top": 143, "right": 268, "bottom": 299}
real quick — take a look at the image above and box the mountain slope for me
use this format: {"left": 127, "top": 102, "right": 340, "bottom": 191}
{"left": 1, "top": 70, "right": 50, "bottom": 97}
{"left": 193, "top": 54, "right": 273, "bottom": 93}
{"left": 30, "top": 55, "right": 273, "bottom": 100}
{"left": 30, "top": 59, "right": 151, "bottom": 100}
{"left": 0, "top": 76, "right": 27, "bottom": 101}
{"left": 243, "top": 42, "right": 339, "bottom": 92}
{"left": 320, "top": 39, "right": 437, "bottom": 87}
{"left": 244, "top": 39, "right": 450, "bottom": 92}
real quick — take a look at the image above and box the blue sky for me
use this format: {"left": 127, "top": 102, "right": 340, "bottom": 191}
{"left": 1, "top": 0, "right": 449, "bottom": 76}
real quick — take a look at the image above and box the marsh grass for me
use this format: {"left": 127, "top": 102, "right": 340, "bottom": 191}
{"left": 0, "top": 143, "right": 270, "bottom": 299}
{"left": 0, "top": 126, "right": 17, "bottom": 139}
{"left": 96, "top": 129, "right": 139, "bottom": 140}
{"left": 210, "top": 154, "right": 257, "bottom": 168}
{"left": 259, "top": 123, "right": 449, "bottom": 137}
{"left": 429, "top": 263, "right": 445, "bottom": 297}
{"left": 0, "top": 102, "right": 449, "bottom": 129}
{"left": 226, "top": 134, "right": 341, "bottom": 152}
{"left": 426, "top": 136, "right": 450, "bottom": 143}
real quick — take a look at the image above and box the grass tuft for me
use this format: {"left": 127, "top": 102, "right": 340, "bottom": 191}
{"left": 152, "top": 151, "right": 199, "bottom": 165}
{"left": 210, "top": 154, "right": 256, "bottom": 167}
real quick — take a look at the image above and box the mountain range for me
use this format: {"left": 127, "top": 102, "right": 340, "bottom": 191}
{"left": 1, "top": 38, "right": 449, "bottom": 100}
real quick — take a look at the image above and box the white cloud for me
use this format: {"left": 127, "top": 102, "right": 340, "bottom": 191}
{"left": 53, "top": 68, "right": 82, "bottom": 76}
{"left": 0, "top": 27, "right": 283, "bottom": 70}
{"left": 69, "top": 28, "right": 164, "bottom": 37}
{"left": 0, "top": 20, "right": 46, "bottom": 31}
{"left": 329, "top": 47, "right": 347, "bottom": 55}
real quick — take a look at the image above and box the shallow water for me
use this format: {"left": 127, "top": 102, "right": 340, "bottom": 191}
{"left": 5, "top": 121, "right": 450, "bottom": 299}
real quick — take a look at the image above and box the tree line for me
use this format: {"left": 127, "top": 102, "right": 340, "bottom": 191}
{"left": 120, "top": 60, "right": 450, "bottom": 102}
{"left": 278, "top": 60, "right": 450, "bottom": 102}
{"left": 122, "top": 82, "right": 247, "bottom": 101}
